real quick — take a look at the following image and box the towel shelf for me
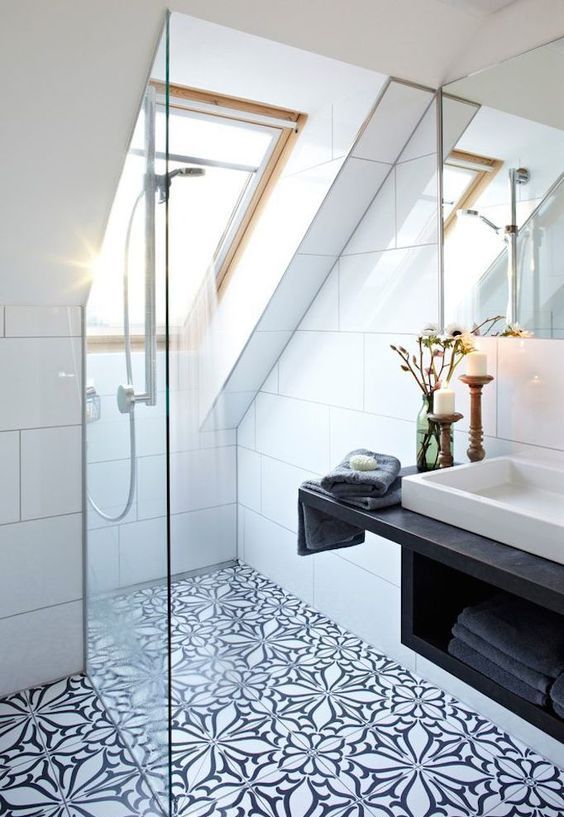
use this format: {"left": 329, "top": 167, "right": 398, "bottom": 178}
{"left": 299, "top": 471, "right": 564, "bottom": 742}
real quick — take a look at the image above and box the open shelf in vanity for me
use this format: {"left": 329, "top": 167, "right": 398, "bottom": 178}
{"left": 299, "top": 472, "right": 564, "bottom": 742}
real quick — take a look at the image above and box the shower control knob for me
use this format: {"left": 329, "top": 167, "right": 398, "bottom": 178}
{"left": 117, "top": 384, "right": 135, "bottom": 414}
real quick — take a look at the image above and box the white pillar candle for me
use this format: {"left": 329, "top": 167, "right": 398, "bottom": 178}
{"left": 466, "top": 350, "right": 488, "bottom": 377}
{"left": 434, "top": 384, "right": 455, "bottom": 415}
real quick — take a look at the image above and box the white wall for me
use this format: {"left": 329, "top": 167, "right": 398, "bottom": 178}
{"left": 0, "top": 306, "right": 83, "bottom": 697}
{"left": 236, "top": 95, "right": 564, "bottom": 768}
{"left": 86, "top": 348, "right": 237, "bottom": 594}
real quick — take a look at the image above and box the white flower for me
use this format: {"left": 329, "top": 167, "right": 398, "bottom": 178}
{"left": 445, "top": 322, "right": 468, "bottom": 337}
{"left": 420, "top": 322, "right": 439, "bottom": 338}
{"left": 502, "top": 322, "right": 534, "bottom": 338}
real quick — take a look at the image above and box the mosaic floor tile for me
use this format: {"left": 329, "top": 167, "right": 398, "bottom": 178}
{"left": 5, "top": 562, "right": 562, "bottom": 817}
{"left": 0, "top": 691, "right": 45, "bottom": 771}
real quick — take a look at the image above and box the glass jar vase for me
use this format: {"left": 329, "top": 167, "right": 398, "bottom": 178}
{"left": 416, "top": 393, "right": 450, "bottom": 472}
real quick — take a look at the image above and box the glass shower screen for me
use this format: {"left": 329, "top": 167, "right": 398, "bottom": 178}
{"left": 84, "top": 20, "right": 172, "bottom": 814}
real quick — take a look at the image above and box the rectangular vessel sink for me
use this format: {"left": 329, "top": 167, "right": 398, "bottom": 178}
{"left": 402, "top": 456, "right": 564, "bottom": 566}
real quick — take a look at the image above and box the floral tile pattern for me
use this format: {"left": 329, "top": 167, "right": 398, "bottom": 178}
{"left": 1, "top": 562, "right": 562, "bottom": 817}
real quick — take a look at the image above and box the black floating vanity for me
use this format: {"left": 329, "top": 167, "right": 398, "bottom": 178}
{"left": 299, "top": 470, "right": 564, "bottom": 743}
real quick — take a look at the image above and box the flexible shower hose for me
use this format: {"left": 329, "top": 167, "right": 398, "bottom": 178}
{"left": 87, "top": 190, "right": 145, "bottom": 522}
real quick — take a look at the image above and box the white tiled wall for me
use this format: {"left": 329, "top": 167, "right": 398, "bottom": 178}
{"left": 238, "top": 91, "right": 438, "bottom": 677}
{"left": 86, "top": 348, "right": 238, "bottom": 594}
{"left": 0, "top": 305, "right": 83, "bottom": 696}
{"left": 236, "top": 92, "right": 564, "bottom": 767}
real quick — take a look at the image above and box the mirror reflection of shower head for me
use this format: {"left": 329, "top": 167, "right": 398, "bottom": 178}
{"left": 157, "top": 166, "right": 206, "bottom": 202}
{"left": 457, "top": 208, "right": 502, "bottom": 235}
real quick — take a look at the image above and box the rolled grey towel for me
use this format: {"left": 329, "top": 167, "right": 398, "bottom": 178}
{"left": 554, "top": 700, "right": 564, "bottom": 719}
{"left": 297, "top": 478, "right": 401, "bottom": 555}
{"left": 448, "top": 637, "right": 548, "bottom": 707}
{"left": 452, "top": 622, "right": 552, "bottom": 694}
{"left": 458, "top": 594, "right": 564, "bottom": 679}
{"left": 320, "top": 450, "right": 401, "bottom": 500}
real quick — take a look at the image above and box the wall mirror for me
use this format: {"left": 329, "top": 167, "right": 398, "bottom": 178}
{"left": 442, "top": 37, "right": 564, "bottom": 337}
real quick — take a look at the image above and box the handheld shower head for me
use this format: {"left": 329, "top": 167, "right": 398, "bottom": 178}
{"left": 457, "top": 208, "right": 501, "bottom": 235}
{"left": 157, "top": 166, "right": 206, "bottom": 202}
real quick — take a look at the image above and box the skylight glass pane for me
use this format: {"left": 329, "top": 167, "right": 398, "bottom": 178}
{"left": 158, "top": 108, "right": 275, "bottom": 168}
{"left": 443, "top": 165, "right": 477, "bottom": 219}
{"left": 165, "top": 161, "right": 252, "bottom": 326}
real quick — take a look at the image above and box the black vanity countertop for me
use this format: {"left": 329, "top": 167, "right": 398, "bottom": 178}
{"left": 299, "top": 468, "right": 564, "bottom": 615}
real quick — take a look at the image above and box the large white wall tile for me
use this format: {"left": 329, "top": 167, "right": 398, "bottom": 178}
{"left": 314, "top": 552, "right": 415, "bottom": 670}
{"left": 339, "top": 245, "right": 439, "bottom": 334}
{"left": 87, "top": 526, "right": 119, "bottom": 595}
{"left": 225, "top": 332, "right": 293, "bottom": 392}
{"left": 299, "top": 267, "right": 340, "bottom": 331}
{"left": 171, "top": 504, "right": 237, "bottom": 575}
{"left": 171, "top": 447, "right": 237, "bottom": 515}
{"left": 261, "top": 456, "right": 319, "bottom": 532}
{"left": 0, "top": 431, "right": 20, "bottom": 524}
{"left": 278, "top": 331, "right": 364, "bottom": 410}
{"left": 119, "top": 516, "right": 168, "bottom": 587}
{"left": 256, "top": 393, "right": 331, "bottom": 474}
{"left": 352, "top": 82, "right": 433, "bottom": 164}
{"left": 137, "top": 448, "right": 237, "bottom": 521}
{"left": 260, "top": 365, "right": 279, "bottom": 395}
{"left": 0, "top": 338, "right": 81, "bottom": 431}
{"left": 395, "top": 154, "right": 438, "bottom": 248}
{"left": 399, "top": 99, "right": 437, "bottom": 162}
{"left": 237, "top": 404, "right": 256, "bottom": 450}
{"left": 300, "top": 158, "right": 390, "bottom": 256}
{"left": 0, "top": 601, "right": 83, "bottom": 698}
{"left": 21, "top": 426, "right": 82, "bottom": 519}
{"left": 5, "top": 306, "right": 82, "bottom": 337}
{"left": 238, "top": 447, "right": 261, "bottom": 511}
{"left": 242, "top": 509, "right": 313, "bottom": 605}
{"left": 257, "top": 254, "right": 337, "bottom": 332}
{"left": 343, "top": 171, "right": 396, "bottom": 255}
{"left": 0, "top": 515, "right": 82, "bottom": 618}
{"left": 87, "top": 458, "right": 138, "bottom": 527}
{"left": 330, "top": 407, "right": 414, "bottom": 468}
{"left": 496, "top": 338, "right": 564, "bottom": 449}
{"left": 364, "top": 334, "right": 420, "bottom": 421}
{"left": 335, "top": 533, "right": 401, "bottom": 587}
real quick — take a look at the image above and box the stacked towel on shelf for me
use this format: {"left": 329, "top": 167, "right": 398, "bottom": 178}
{"left": 298, "top": 450, "right": 401, "bottom": 556}
{"left": 448, "top": 593, "right": 564, "bottom": 708}
{"left": 550, "top": 673, "right": 564, "bottom": 718}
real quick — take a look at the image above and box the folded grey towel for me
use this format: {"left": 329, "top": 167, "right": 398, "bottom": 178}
{"left": 297, "top": 478, "right": 401, "bottom": 555}
{"left": 320, "top": 450, "right": 401, "bottom": 500}
{"left": 448, "top": 637, "right": 548, "bottom": 706}
{"left": 550, "top": 672, "right": 564, "bottom": 708}
{"left": 458, "top": 594, "right": 564, "bottom": 679}
{"left": 452, "top": 622, "right": 552, "bottom": 694}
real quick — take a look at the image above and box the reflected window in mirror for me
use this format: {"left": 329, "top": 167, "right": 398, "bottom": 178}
{"left": 441, "top": 37, "right": 564, "bottom": 338}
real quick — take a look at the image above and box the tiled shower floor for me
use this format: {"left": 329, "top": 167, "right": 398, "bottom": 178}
{"left": 1, "top": 564, "right": 563, "bottom": 817}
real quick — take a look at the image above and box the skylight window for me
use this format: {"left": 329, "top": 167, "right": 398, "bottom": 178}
{"left": 87, "top": 85, "right": 304, "bottom": 339}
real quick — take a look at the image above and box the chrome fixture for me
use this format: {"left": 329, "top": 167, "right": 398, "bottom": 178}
{"left": 157, "top": 166, "right": 206, "bottom": 203}
{"left": 457, "top": 167, "right": 530, "bottom": 324}
{"left": 87, "top": 91, "right": 205, "bottom": 522}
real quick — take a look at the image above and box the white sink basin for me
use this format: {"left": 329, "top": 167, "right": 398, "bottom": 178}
{"left": 402, "top": 456, "right": 564, "bottom": 565}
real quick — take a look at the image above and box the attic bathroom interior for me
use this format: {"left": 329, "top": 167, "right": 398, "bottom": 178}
{"left": 3, "top": 2, "right": 564, "bottom": 816}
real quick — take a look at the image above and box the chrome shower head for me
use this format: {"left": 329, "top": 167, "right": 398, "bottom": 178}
{"left": 457, "top": 208, "right": 502, "bottom": 235}
{"left": 157, "top": 166, "right": 206, "bottom": 202}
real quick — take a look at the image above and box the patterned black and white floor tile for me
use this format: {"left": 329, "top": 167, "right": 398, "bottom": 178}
{"left": 1, "top": 562, "right": 563, "bottom": 817}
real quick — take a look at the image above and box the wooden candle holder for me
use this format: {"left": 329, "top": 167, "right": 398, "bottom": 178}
{"left": 428, "top": 412, "right": 463, "bottom": 468}
{"left": 458, "top": 374, "right": 494, "bottom": 463}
